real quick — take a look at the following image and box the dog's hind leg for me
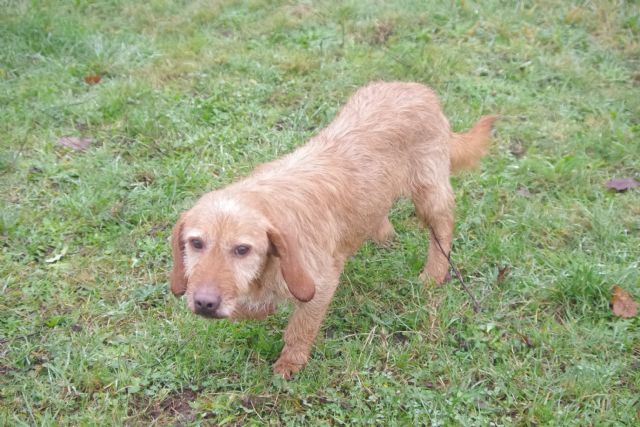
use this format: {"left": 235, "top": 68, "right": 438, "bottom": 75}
{"left": 411, "top": 176, "right": 454, "bottom": 285}
{"left": 371, "top": 216, "right": 396, "bottom": 245}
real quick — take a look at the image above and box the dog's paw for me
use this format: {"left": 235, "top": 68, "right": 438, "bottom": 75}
{"left": 272, "top": 358, "right": 304, "bottom": 380}
{"left": 272, "top": 347, "right": 309, "bottom": 379}
{"left": 419, "top": 269, "right": 451, "bottom": 285}
{"left": 418, "top": 269, "right": 432, "bottom": 284}
{"left": 418, "top": 269, "right": 427, "bottom": 280}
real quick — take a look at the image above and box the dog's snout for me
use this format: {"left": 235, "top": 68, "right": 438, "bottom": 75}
{"left": 193, "top": 289, "right": 222, "bottom": 317}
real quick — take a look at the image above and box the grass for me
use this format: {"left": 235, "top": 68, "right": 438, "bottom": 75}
{"left": 1, "top": 0, "right": 639, "bottom": 424}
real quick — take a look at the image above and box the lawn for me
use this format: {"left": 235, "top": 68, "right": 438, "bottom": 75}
{"left": 1, "top": 0, "right": 639, "bottom": 425}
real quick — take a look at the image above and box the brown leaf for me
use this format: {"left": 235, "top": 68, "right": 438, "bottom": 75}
{"left": 606, "top": 178, "right": 639, "bottom": 192}
{"left": 518, "top": 334, "right": 534, "bottom": 348}
{"left": 611, "top": 286, "right": 638, "bottom": 318}
{"left": 496, "top": 266, "right": 511, "bottom": 284}
{"left": 84, "top": 74, "right": 101, "bottom": 85}
{"left": 57, "top": 136, "right": 92, "bottom": 151}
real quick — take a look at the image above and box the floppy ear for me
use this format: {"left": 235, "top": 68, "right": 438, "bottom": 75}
{"left": 267, "top": 226, "right": 315, "bottom": 302}
{"left": 170, "top": 214, "right": 187, "bottom": 297}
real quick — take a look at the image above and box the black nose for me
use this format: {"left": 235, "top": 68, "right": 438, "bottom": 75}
{"left": 193, "top": 290, "right": 221, "bottom": 317}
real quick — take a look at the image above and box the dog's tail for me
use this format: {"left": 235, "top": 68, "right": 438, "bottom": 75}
{"left": 449, "top": 115, "right": 497, "bottom": 172}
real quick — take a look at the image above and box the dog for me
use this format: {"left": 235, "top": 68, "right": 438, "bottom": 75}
{"left": 170, "top": 81, "right": 496, "bottom": 378}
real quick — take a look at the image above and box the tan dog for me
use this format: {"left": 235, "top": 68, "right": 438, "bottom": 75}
{"left": 170, "top": 82, "right": 495, "bottom": 378}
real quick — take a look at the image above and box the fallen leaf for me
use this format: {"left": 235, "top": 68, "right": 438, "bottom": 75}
{"left": 496, "top": 265, "right": 511, "bottom": 284}
{"left": 57, "top": 136, "right": 92, "bottom": 151}
{"left": 84, "top": 74, "right": 101, "bottom": 84}
{"left": 611, "top": 286, "right": 638, "bottom": 318}
{"left": 518, "top": 334, "right": 534, "bottom": 348}
{"left": 606, "top": 177, "right": 639, "bottom": 192}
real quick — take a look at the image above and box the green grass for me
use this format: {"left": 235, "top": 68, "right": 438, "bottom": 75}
{"left": 1, "top": 0, "right": 639, "bottom": 425}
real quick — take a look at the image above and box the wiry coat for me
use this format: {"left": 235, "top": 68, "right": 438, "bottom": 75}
{"left": 170, "top": 82, "right": 496, "bottom": 378}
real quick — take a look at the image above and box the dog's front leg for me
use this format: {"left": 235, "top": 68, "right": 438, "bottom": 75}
{"left": 273, "top": 277, "right": 338, "bottom": 379}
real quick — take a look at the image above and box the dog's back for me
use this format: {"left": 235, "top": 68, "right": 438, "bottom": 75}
{"left": 245, "top": 82, "right": 492, "bottom": 257}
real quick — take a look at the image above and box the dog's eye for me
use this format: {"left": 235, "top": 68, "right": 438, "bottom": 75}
{"left": 233, "top": 244, "right": 251, "bottom": 257}
{"left": 190, "top": 238, "right": 204, "bottom": 250}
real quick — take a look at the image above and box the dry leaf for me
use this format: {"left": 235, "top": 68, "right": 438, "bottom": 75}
{"left": 84, "top": 74, "right": 101, "bottom": 85}
{"left": 611, "top": 286, "right": 638, "bottom": 318}
{"left": 606, "top": 178, "right": 639, "bottom": 192}
{"left": 518, "top": 333, "right": 534, "bottom": 348}
{"left": 496, "top": 265, "right": 511, "bottom": 284}
{"left": 57, "top": 136, "right": 92, "bottom": 151}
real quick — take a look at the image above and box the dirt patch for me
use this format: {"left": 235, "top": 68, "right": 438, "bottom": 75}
{"left": 0, "top": 364, "right": 15, "bottom": 375}
{"left": 509, "top": 138, "right": 527, "bottom": 158}
{"left": 129, "top": 389, "right": 199, "bottom": 424}
{"left": 150, "top": 389, "right": 198, "bottom": 419}
{"left": 240, "top": 394, "right": 273, "bottom": 412}
{"left": 288, "top": 4, "right": 314, "bottom": 19}
{"left": 371, "top": 21, "right": 394, "bottom": 45}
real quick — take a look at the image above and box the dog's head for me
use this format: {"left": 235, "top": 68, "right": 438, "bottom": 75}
{"left": 170, "top": 191, "right": 315, "bottom": 319}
